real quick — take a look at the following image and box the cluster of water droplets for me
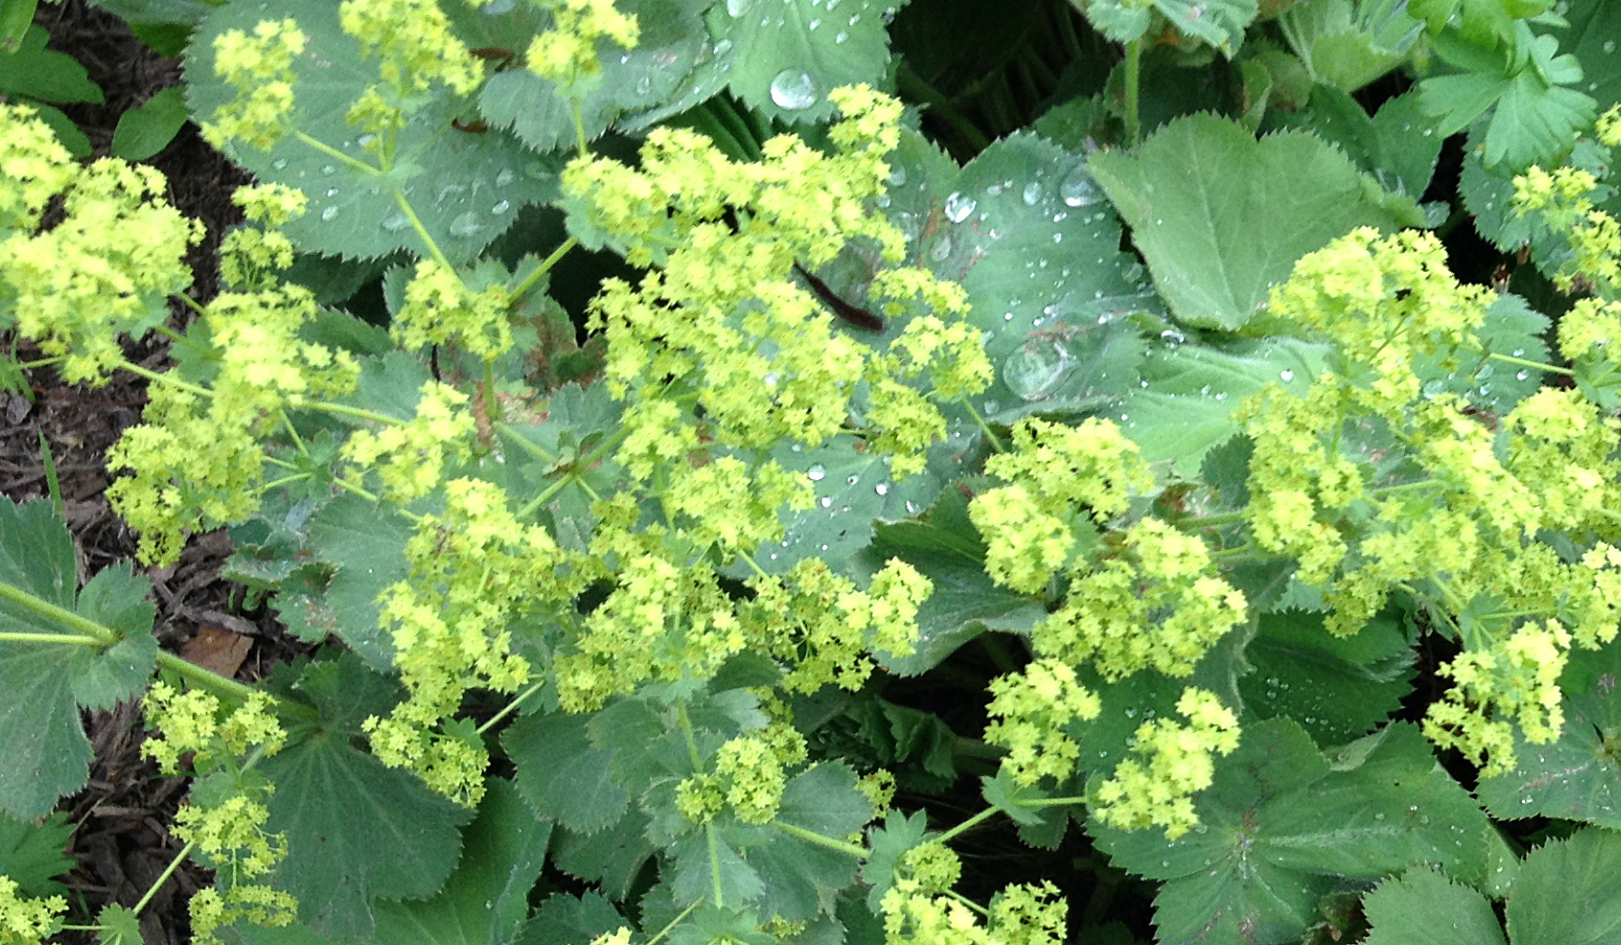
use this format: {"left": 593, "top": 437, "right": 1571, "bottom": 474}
{"left": 723, "top": 0, "right": 867, "bottom": 111}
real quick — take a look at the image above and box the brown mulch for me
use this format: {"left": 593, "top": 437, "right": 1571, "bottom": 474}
{"left": 1, "top": 3, "right": 307, "bottom": 942}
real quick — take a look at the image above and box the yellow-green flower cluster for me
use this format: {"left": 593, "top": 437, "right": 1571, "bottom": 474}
{"left": 970, "top": 417, "right": 1157, "bottom": 594}
{"left": 554, "top": 538, "right": 928, "bottom": 709}
{"left": 175, "top": 796, "right": 297, "bottom": 945}
{"left": 661, "top": 455, "right": 813, "bottom": 556}
{"left": 0, "top": 153, "right": 202, "bottom": 385}
{"left": 713, "top": 735, "right": 789, "bottom": 823}
{"left": 340, "top": 0, "right": 485, "bottom": 96}
{"left": 107, "top": 285, "right": 358, "bottom": 564}
{"left": 983, "top": 658, "right": 1102, "bottom": 786}
{"left": 141, "top": 684, "right": 287, "bottom": 776}
{"left": 1268, "top": 227, "right": 1491, "bottom": 412}
{"left": 206, "top": 18, "right": 306, "bottom": 150}
{"left": 1425, "top": 620, "right": 1571, "bottom": 776}
{"left": 1512, "top": 143, "right": 1621, "bottom": 295}
{"left": 866, "top": 311, "right": 992, "bottom": 478}
{"left": 879, "top": 880, "right": 1066, "bottom": 945}
{"left": 1044, "top": 518, "right": 1247, "bottom": 680}
{"left": 366, "top": 476, "right": 579, "bottom": 804}
{"left": 0, "top": 876, "right": 65, "bottom": 945}
{"left": 568, "top": 87, "right": 981, "bottom": 471}
{"left": 746, "top": 557, "right": 931, "bottom": 694}
{"left": 554, "top": 529, "right": 740, "bottom": 711}
{"left": 899, "top": 841, "right": 961, "bottom": 895}
{"left": 392, "top": 259, "right": 515, "bottom": 361}
{"left": 1091, "top": 688, "right": 1239, "bottom": 839}
{"left": 525, "top": 0, "right": 640, "bottom": 87}
{"left": 1564, "top": 543, "right": 1621, "bottom": 649}
{"left": 342, "top": 380, "right": 478, "bottom": 502}
{"left": 0, "top": 104, "right": 75, "bottom": 233}
{"left": 220, "top": 184, "right": 308, "bottom": 290}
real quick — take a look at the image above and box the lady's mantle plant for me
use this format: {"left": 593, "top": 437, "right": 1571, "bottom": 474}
{"left": 6, "top": 1, "right": 1621, "bottom": 944}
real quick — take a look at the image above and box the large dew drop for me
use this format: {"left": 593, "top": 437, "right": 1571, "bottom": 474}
{"left": 1003, "top": 337, "right": 1076, "bottom": 400}
{"left": 1059, "top": 165, "right": 1100, "bottom": 207}
{"left": 726, "top": 0, "right": 752, "bottom": 15}
{"left": 943, "top": 191, "right": 976, "bottom": 222}
{"left": 769, "top": 69, "right": 818, "bottom": 110}
{"left": 380, "top": 210, "right": 410, "bottom": 232}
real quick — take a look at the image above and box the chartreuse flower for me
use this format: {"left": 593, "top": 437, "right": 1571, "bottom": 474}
{"left": 176, "top": 795, "right": 298, "bottom": 945}
{"left": 341, "top": 380, "right": 478, "bottom": 502}
{"left": 0, "top": 154, "right": 202, "bottom": 385}
{"left": 107, "top": 285, "right": 359, "bottom": 565}
{"left": 0, "top": 103, "right": 75, "bottom": 233}
{"left": 366, "top": 477, "right": 586, "bottom": 805}
{"left": 879, "top": 879, "right": 1067, "bottom": 945}
{"left": 524, "top": 0, "right": 640, "bottom": 88}
{"left": 220, "top": 184, "right": 308, "bottom": 290}
{"left": 1245, "top": 221, "right": 1621, "bottom": 772}
{"left": 392, "top": 259, "right": 515, "bottom": 361}
{"left": 141, "top": 683, "right": 288, "bottom": 775}
{"left": 984, "top": 658, "right": 1101, "bottom": 786}
{"left": 0, "top": 876, "right": 65, "bottom": 945}
{"left": 1425, "top": 620, "right": 1572, "bottom": 777}
{"left": 204, "top": 18, "right": 306, "bottom": 150}
{"left": 140, "top": 685, "right": 295, "bottom": 943}
{"left": 1512, "top": 140, "right": 1621, "bottom": 295}
{"left": 1092, "top": 688, "right": 1240, "bottom": 839}
{"left": 567, "top": 86, "right": 984, "bottom": 468}
{"left": 340, "top": 0, "right": 484, "bottom": 96}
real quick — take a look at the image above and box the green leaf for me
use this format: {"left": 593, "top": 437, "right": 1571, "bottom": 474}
{"left": 1091, "top": 720, "right": 1494, "bottom": 945}
{"left": 748, "top": 765, "right": 869, "bottom": 922}
{"left": 0, "top": 0, "right": 37, "bottom": 54}
{"left": 1239, "top": 608, "right": 1416, "bottom": 745}
{"left": 852, "top": 486, "right": 1046, "bottom": 675}
{"left": 860, "top": 809, "right": 928, "bottom": 910}
{"left": 1089, "top": 114, "right": 1408, "bottom": 330}
{"left": 258, "top": 658, "right": 470, "bottom": 940}
{"left": 71, "top": 564, "right": 159, "bottom": 710}
{"left": 300, "top": 493, "right": 412, "bottom": 670}
{"left": 668, "top": 826, "right": 766, "bottom": 908}
{"left": 1362, "top": 867, "right": 1506, "bottom": 945}
{"left": 549, "top": 809, "right": 657, "bottom": 900}
{"left": 0, "top": 810, "right": 74, "bottom": 898}
{"left": 186, "top": 0, "right": 560, "bottom": 263}
{"left": 1117, "top": 336, "right": 1331, "bottom": 477}
{"left": 504, "top": 709, "right": 630, "bottom": 834}
{"left": 1418, "top": 28, "right": 1596, "bottom": 170}
{"left": 1482, "top": 65, "right": 1595, "bottom": 170}
{"left": 95, "top": 903, "right": 144, "bottom": 945}
{"left": 1506, "top": 828, "right": 1621, "bottom": 945}
{"left": 476, "top": 0, "right": 710, "bottom": 152}
{"left": 0, "top": 499, "right": 158, "bottom": 820}
{"left": 363, "top": 779, "right": 548, "bottom": 945}
{"left": 110, "top": 86, "right": 190, "bottom": 161}
{"left": 982, "top": 770, "right": 1069, "bottom": 848}
{"left": 1476, "top": 636, "right": 1621, "bottom": 829}
{"left": 888, "top": 130, "right": 1147, "bottom": 420}
{"left": 1276, "top": 0, "right": 1425, "bottom": 91}
{"left": 0, "top": 25, "right": 102, "bottom": 103}
{"left": 719, "top": 0, "right": 898, "bottom": 124}
{"left": 1565, "top": 0, "right": 1621, "bottom": 112}
{"left": 519, "top": 893, "right": 627, "bottom": 945}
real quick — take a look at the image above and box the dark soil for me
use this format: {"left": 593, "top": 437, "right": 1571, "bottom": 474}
{"left": 0, "top": 3, "right": 298, "bottom": 942}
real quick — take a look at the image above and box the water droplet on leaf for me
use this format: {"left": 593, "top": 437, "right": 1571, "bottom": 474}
{"left": 1003, "top": 337, "right": 1075, "bottom": 400}
{"left": 1059, "top": 165, "right": 1100, "bottom": 207}
{"left": 944, "top": 191, "right": 976, "bottom": 222}
{"left": 769, "top": 69, "right": 818, "bottom": 110}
